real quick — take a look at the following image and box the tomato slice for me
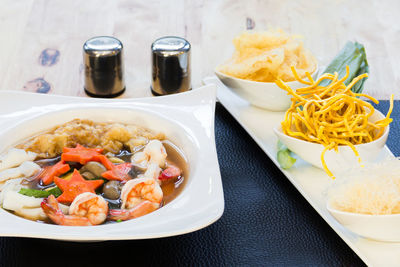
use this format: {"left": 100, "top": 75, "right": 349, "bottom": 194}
{"left": 159, "top": 165, "right": 181, "bottom": 181}
{"left": 102, "top": 163, "right": 132, "bottom": 181}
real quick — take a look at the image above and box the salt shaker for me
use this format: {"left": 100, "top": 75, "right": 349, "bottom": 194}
{"left": 83, "top": 36, "right": 125, "bottom": 98}
{"left": 151, "top": 36, "right": 191, "bottom": 96}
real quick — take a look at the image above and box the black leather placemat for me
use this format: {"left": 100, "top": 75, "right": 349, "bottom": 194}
{"left": 0, "top": 101, "right": 396, "bottom": 267}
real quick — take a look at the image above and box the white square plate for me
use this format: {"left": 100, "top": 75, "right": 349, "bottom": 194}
{"left": 0, "top": 84, "right": 224, "bottom": 241}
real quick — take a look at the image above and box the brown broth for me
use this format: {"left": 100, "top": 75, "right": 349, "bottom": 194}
{"left": 161, "top": 140, "right": 189, "bottom": 205}
{"left": 15, "top": 139, "right": 188, "bottom": 224}
{"left": 5, "top": 118, "right": 190, "bottom": 225}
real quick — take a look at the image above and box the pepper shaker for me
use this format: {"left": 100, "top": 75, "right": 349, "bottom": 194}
{"left": 83, "top": 36, "right": 125, "bottom": 98}
{"left": 151, "top": 36, "right": 191, "bottom": 96}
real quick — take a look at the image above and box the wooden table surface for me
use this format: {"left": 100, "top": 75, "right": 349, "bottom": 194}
{"left": 0, "top": 0, "right": 399, "bottom": 99}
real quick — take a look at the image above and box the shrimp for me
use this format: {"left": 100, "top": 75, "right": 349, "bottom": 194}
{"left": 108, "top": 177, "right": 163, "bottom": 221}
{"left": 141, "top": 162, "right": 162, "bottom": 183}
{"left": 41, "top": 192, "right": 108, "bottom": 226}
{"left": 108, "top": 200, "right": 159, "bottom": 221}
{"left": 131, "top": 140, "right": 167, "bottom": 170}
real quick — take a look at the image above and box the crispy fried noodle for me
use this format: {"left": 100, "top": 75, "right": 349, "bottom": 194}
{"left": 276, "top": 66, "right": 394, "bottom": 178}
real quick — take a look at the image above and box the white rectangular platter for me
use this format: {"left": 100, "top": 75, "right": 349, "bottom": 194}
{"left": 203, "top": 76, "right": 400, "bottom": 267}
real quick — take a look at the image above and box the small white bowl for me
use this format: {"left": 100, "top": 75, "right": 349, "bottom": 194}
{"left": 327, "top": 203, "right": 400, "bottom": 242}
{"left": 215, "top": 67, "right": 318, "bottom": 111}
{"left": 274, "top": 110, "right": 389, "bottom": 172}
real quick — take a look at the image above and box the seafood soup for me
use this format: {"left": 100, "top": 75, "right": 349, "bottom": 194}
{"left": 0, "top": 119, "right": 188, "bottom": 226}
